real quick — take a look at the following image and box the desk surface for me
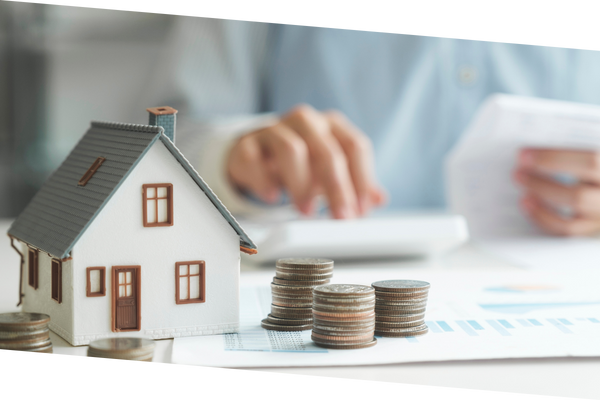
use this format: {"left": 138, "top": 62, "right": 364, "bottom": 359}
{"left": 1, "top": 219, "right": 598, "bottom": 399}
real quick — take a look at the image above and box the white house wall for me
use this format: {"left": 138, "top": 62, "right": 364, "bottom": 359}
{"left": 21, "top": 243, "right": 74, "bottom": 342}
{"left": 70, "top": 140, "right": 241, "bottom": 345}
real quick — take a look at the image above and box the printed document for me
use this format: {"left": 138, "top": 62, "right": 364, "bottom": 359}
{"left": 171, "top": 268, "right": 600, "bottom": 368}
{"left": 446, "top": 94, "right": 600, "bottom": 270}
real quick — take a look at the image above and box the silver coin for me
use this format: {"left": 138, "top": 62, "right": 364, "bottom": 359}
{"left": 272, "top": 294, "right": 314, "bottom": 301}
{"left": 313, "top": 317, "right": 375, "bottom": 327}
{"left": 275, "top": 271, "right": 334, "bottom": 281}
{"left": 313, "top": 322, "right": 375, "bottom": 334}
{"left": 375, "top": 319, "right": 425, "bottom": 328}
{"left": 261, "top": 319, "right": 312, "bottom": 331}
{"left": 276, "top": 266, "right": 334, "bottom": 274}
{"left": 273, "top": 277, "right": 330, "bottom": 286}
{"left": 371, "top": 280, "right": 430, "bottom": 292}
{"left": 375, "top": 307, "right": 427, "bottom": 316}
{"left": 313, "top": 338, "right": 377, "bottom": 350}
{"left": 375, "top": 313, "right": 425, "bottom": 322}
{"left": 271, "top": 304, "right": 313, "bottom": 318}
{"left": 374, "top": 291, "right": 429, "bottom": 299}
{"left": 0, "top": 327, "right": 49, "bottom": 340}
{"left": 313, "top": 294, "right": 376, "bottom": 303}
{"left": 0, "top": 312, "right": 50, "bottom": 331}
{"left": 314, "top": 284, "right": 375, "bottom": 297}
{"left": 312, "top": 327, "right": 375, "bottom": 336}
{"left": 375, "top": 326, "right": 429, "bottom": 337}
{"left": 0, "top": 338, "right": 52, "bottom": 350}
{"left": 374, "top": 323, "right": 428, "bottom": 333}
{"left": 313, "top": 302, "right": 375, "bottom": 312}
{"left": 375, "top": 304, "right": 427, "bottom": 311}
{"left": 276, "top": 258, "right": 334, "bottom": 269}
{"left": 270, "top": 283, "right": 314, "bottom": 294}
{"left": 267, "top": 314, "right": 313, "bottom": 326}
{"left": 375, "top": 299, "right": 429, "bottom": 307}
{"left": 88, "top": 338, "right": 155, "bottom": 356}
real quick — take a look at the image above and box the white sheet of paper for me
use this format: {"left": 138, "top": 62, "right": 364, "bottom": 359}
{"left": 446, "top": 94, "right": 600, "bottom": 269}
{"left": 171, "top": 268, "right": 600, "bottom": 368}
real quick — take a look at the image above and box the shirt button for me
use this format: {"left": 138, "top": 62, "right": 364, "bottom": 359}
{"left": 458, "top": 65, "right": 478, "bottom": 86}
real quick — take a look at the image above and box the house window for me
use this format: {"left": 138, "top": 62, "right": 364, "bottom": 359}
{"left": 86, "top": 267, "right": 106, "bottom": 297}
{"left": 142, "top": 184, "right": 173, "bottom": 227}
{"left": 28, "top": 248, "right": 39, "bottom": 289}
{"left": 175, "top": 261, "right": 205, "bottom": 304}
{"left": 51, "top": 259, "right": 62, "bottom": 303}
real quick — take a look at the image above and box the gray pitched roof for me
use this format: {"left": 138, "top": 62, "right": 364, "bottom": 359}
{"left": 8, "top": 121, "right": 256, "bottom": 259}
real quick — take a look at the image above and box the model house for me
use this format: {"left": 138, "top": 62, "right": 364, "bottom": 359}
{"left": 7, "top": 107, "right": 256, "bottom": 346}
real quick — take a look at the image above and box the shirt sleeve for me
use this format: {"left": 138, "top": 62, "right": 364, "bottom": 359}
{"left": 146, "top": 18, "right": 291, "bottom": 215}
{"left": 176, "top": 114, "right": 288, "bottom": 216}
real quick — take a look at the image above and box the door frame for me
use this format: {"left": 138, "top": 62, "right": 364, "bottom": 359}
{"left": 111, "top": 265, "right": 141, "bottom": 332}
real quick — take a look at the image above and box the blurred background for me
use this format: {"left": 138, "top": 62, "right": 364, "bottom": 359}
{"left": 0, "top": 2, "right": 179, "bottom": 217}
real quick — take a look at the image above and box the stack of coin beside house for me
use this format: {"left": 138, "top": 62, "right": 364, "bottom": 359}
{"left": 311, "top": 284, "right": 377, "bottom": 349}
{"left": 87, "top": 338, "right": 156, "bottom": 361}
{"left": 261, "top": 258, "right": 334, "bottom": 332}
{"left": 0, "top": 312, "right": 52, "bottom": 353}
{"left": 372, "top": 280, "right": 430, "bottom": 337}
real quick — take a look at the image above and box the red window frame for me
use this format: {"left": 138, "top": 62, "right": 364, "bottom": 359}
{"left": 142, "top": 183, "right": 173, "bottom": 227}
{"left": 28, "top": 248, "right": 39, "bottom": 289}
{"left": 175, "top": 261, "right": 205, "bottom": 304}
{"left": 51, "top": 259, "right": 62, "bottom": 304}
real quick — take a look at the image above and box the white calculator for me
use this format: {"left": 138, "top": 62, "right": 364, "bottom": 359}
{"left": 239, "top": 212, "right": 469, "bottom": 264}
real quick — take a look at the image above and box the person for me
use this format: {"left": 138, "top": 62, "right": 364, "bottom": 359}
{"left": 156, "top": 18, "right": 600, "bottom": 236}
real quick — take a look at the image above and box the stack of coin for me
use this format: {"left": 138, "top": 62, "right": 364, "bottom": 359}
{"left": 0, "top": 312, "right": 52, "bottom": 353}
{"left": 87, "top": 338, "right": 156, "bottom": 361}
{"left": 261, "top": 258, "right": 333, "bottom": 332}
{"left": 311, "top": 284, "right": 377, "bottom": 349}
{"left": 372, "top": 280, "right": 430, "bottom": 337}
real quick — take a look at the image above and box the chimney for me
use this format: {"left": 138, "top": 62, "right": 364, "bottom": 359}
{"left": 147, "top": 106, "right": 178, "bottom": 142}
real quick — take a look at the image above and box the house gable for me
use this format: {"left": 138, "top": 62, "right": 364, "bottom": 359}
{"left": 70, "top": 139, "right": 241, "bottom": 339}
{"left": 8, "top": 121, "right": 256, "bottom": 259}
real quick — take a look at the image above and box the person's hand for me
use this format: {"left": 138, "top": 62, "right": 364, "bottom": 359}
{"left": 514, "top": 148, "right": 600, "bottom": 236}
{"left": 227, "top": 104, "right": 387, "bottom": 219}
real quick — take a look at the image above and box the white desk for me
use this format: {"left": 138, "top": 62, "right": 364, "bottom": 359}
{"left": 1, "top": 219, "right": 598, "bottom": 399}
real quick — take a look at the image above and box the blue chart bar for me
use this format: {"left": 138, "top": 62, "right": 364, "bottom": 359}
{"left": 426, "top": 321, "right": 443, "bottom": 333}
{"left": 405, "top": 337, "right": 419, "bottom": 343}
{"left": 498, "top": 320, "right": 515, "bottom": 329}
{"left": 517, "top": 319, "right": 532, "bottom": 327}
{"left": 528, "top": 319, "right": 543, "bottom": 326}
{"left": 558, "top": 318, "right": 573, "bottom": 326}
{"left": 589, "top": 318, "right": 600, "bottom": 323}
{"left": 486, "top": 320, "right": 511, "bottom": 336}
{"left": 467, "top": 320, "right": 484, "bottom": 330}
{"left": 547, "top": 319, "right": 573, "bottom": 334}
{"left": 436, "top": 321, "right": 454, "bottom": 332}
{"left": 456, "top": 321, "right": 478, "bottom": 337}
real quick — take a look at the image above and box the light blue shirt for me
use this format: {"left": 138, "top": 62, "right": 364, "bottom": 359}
{"left": 258, "top": 25, "right": 600, "bottom": 210}
{"left": 172, "top": 20, "right": 600, "bottom": 213}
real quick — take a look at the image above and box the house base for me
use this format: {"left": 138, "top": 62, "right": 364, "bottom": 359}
{"left": 49, "top": 321, "right": 240, "bottom": 346}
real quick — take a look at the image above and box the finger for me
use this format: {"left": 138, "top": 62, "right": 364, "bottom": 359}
{"left": 370, "top": 186, "right": 388, "bottom": 207}
{"left": 254, "top": 124, "right": 313, "bottom": 215}
{"left": 515, "top": 169, "right": 600, "bottom": 218}
{"left": 519, "top": 148, "right": 600, "bottom": 184}
{"left": 521, "top": 195, "right": 600, "bottom": 236}
{"left": 283, "top": 105, "right": 358, "bottom": 219}
{"left": 227, "top": 134, "right": 281, "bottom": 203}
{"left": 326, "top": 110, "right": 382, "bottom": 216}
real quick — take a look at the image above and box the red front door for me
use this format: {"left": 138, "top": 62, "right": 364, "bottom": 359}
{"left": 112, "top": 266, "right": 141, "bottom": 332}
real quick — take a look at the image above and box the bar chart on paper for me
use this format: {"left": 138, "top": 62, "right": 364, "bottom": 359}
{"left": 427, "top": 317, "right": 600, "bottom": 337}
{"left": 172, "top": 274, "right": 600, "bottom": 367}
